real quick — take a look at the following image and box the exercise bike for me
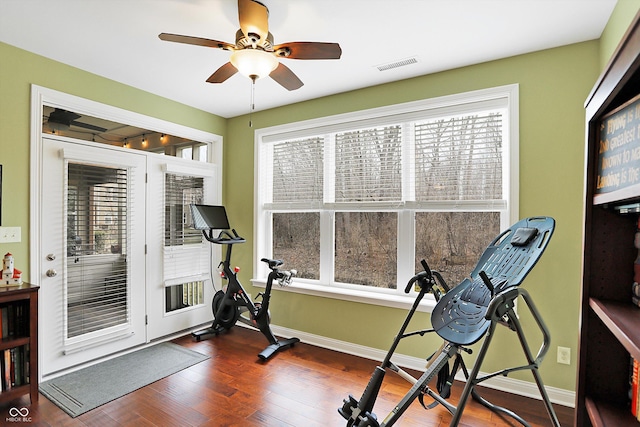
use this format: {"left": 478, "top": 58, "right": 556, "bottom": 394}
{"left": 190, "top": 204, "right": 300, "bottom": 360}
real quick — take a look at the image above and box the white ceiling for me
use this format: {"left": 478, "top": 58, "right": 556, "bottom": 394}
{"left": 0, "top": 0, "right": 618, "bottom": 118}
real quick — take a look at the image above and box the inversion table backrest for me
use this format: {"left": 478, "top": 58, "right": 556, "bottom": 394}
{"left": 431, "top": 216, "right": 555, "bottom": 345}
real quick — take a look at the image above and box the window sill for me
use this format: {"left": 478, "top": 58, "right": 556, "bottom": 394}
{"left": 251, "top": 278, "right": 437, "bottom": 313}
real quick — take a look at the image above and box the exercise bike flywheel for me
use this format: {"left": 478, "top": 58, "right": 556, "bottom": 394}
{"left": 212, "top": 290, "right": 240, "bottom": 329}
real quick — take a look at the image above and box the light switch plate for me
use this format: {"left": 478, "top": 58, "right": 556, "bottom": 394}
{"left": 0, "top": 227, "right": 21, "bottom": 243}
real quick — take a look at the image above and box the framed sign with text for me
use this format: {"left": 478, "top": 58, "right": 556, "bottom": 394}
{"left": 594, "top": 93, "right": 640, "bottom": 204}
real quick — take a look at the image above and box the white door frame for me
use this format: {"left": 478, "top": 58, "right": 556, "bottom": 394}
{"left": 30, "top": 85, "right": 223, "bottom": 381}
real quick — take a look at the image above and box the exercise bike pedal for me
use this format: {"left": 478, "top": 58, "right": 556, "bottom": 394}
{"left": 338, "top": 394, "right": 359, "bottom": 419}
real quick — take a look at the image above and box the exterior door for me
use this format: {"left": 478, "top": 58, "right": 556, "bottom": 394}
{"left": 40, "top": 136, "right": 147, "bottom": 376}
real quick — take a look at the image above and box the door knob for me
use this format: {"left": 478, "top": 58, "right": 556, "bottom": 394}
{"left": 46, "top": 269, "right": 57, "bottom": 277}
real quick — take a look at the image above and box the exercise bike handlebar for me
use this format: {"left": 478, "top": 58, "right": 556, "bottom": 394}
{"left": 261, "top": 257, "right": 297, "bottom": 287}
{"left": 276, "top": 269, "right": 297, "bottom": 287}
{"left": 202, "top": 228, "right": 246, "bottom": 245}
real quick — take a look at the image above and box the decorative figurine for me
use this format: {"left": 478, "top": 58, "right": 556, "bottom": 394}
{"left": 2, "top": 252, "right": 22, "bottom": 286}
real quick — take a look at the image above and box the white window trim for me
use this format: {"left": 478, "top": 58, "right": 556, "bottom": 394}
{"left": 253, "top": 84, "right": 519, "bottom": 312}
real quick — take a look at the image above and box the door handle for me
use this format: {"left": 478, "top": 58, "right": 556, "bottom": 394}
{"left": 46, "top": 269, "right": 57, "bottom": 278}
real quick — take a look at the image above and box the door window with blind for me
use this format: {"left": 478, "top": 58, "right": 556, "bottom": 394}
{"left": 66, "top": 163, "right": 130, "bottom": 338}
{"left": 163, "top": 173, "right": 206, "bottom": 313}
{"left": 145, "top": 155, "right": 219, "bottom": 341}
{"left": 255, "top": 85, "right": 518, "bottom": 305}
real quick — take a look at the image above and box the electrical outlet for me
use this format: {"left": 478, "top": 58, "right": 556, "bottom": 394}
{"left": 0, "top": 227, "right": 21, "bottom": 243}
{"left": 557, "top": 346, "right": 571, "bottom": 365}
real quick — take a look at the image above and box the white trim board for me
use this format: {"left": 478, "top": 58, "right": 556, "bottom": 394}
{"left": 267, "top": 323, "right": 575, "bottom": 409}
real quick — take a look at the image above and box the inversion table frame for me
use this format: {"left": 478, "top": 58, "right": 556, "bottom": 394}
{"left": 339, "top": 216, "right": 560, "bottom": 427}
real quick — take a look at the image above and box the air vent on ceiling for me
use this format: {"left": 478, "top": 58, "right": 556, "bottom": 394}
{"left": 376, "top": 57, "right": 418, "bottom": 72}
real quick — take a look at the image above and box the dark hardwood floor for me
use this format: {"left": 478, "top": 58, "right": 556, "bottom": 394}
{"left": 2, "top": 326, "right": 573, "bottom": 426}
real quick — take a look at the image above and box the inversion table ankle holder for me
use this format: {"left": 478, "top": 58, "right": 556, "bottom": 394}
{"left": 339, "top": 216, "right": 560, "bottom": 427}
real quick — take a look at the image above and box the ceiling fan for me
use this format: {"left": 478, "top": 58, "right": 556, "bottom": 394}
{"left": 159, "top": 0, "right": 342, "bottom": 90}
{"left": 46, "top": 108, "right": 107, "bottom": 133}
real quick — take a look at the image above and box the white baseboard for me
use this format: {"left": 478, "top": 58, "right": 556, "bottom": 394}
{"left": 270, "top": 324, "right": 576, "bottom": 408}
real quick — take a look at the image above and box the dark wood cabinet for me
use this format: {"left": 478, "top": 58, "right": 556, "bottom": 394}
{"left": 577, "top": 11, "right": 640, "bottom": 427}
{"left": 0, "top": 283, "right": 38, "bottom": 404}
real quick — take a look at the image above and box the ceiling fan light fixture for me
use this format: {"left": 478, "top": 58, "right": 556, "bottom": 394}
{"left": 230, "top": 49, "right": 278, "bottom": 80}
{"left": 48, "top": 121, "right": 69, "bottom": 132}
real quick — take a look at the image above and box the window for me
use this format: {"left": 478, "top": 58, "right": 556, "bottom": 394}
{"left": 177, "top": 143, "right": 208, "bottom": 162}
{"left": 164, "top": 174, "right": 204, "bottom": 246}
{"left": 66, "top": 163, "right": 129, "bottom": 338}
{"left": 255, "top": 85, "right": 518, "bottom": 309}
{"left": 163, "top": 172, "right": 209, "bottom": 314}
{"left": 165, "top": 280, "right": 204, "bottom": 312}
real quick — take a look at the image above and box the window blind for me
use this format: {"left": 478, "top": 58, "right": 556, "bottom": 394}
{"left": 163, "top": 172, "right": 209, "bottom": 293}
{"left": 66, "top": 163, "right": 129, "bottom": 338}
{"left": 272, "top": 137, "right": 324, "bottom": 203}
{"left": 334, "top": 125, "right": 402, "bottom": 202}
{"left": 414, "top": 112, "right": 503, "bottom": 201}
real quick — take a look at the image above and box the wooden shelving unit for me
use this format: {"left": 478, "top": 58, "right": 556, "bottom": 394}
{"left": 0, "top": 283, "right": 39, "bottom": 404}
{"left": 577, "top": 11, "right": 640, "bottom": 427}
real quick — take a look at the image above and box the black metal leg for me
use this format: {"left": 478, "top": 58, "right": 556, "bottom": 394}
{"left": 258, "top": 337, "right": 300, "bottom": 360}
{"left": 449, "top": 324, "right": 496, "bottom": 426}
{"left": 510, "top": 292, "right": 561, "bottom": 427}
{"left": 378, "top": 343, "right": 457, "bottom": 427}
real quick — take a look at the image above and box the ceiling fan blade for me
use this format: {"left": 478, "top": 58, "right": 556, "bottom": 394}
{"left": 273, "top": 42, "right": 342, "bottom": 60}
{"left": 50, "top": 108, "right": 81, "bottom": 123}
{"left": 270, "top": 62, "right": 303, "bottom": 91}
{"left": 70, "top": 121, "right": 108, "bottom": 133}
{"left": 158, "top": 33, "right": 235, "bottom": 51}
{"left": 238, "top": 0, "right": 269, "bottom": 46}
{"left": 206, "top": 62, "right": 239, "bottom": 83}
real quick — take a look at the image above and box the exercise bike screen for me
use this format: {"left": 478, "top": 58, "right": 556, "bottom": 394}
{"left": 191, "top": 204, "right": 230, "bottom": 230}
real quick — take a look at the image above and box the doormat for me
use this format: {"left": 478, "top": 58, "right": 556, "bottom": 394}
{"left": 39, "top": 342, "right": 209, "bottom": 418}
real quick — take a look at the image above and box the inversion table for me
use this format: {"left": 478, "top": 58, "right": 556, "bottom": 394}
{"left": 339, "top": 216, "right": 560, "bottom": 427}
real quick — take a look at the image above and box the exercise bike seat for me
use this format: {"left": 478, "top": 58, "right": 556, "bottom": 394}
{"left": 261, "top": 258, "right": 284, "bottom": 269}
{"left": 431, "top": 216, "right": 555, "bottom": 346}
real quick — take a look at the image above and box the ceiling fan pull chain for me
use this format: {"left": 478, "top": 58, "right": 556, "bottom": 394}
{"left": 249, "top": 78, "right": 256, "bottom": 127}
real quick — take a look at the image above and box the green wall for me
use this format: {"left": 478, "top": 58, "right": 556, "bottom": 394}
{"left": 0, "top": 0, "right": 638, "bottom": 396}
{"left": 599, "top": 0, "right": 640, "bottom": 69}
